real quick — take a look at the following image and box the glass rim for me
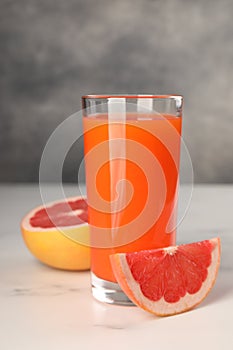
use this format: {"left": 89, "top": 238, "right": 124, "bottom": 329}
{"left": 82, "top": 94, "right": 183, "bottom": 100}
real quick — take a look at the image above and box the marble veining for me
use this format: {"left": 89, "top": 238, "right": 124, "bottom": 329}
{"left": 9, "top": 286, "right": 82, "bottom": 297}
{"left": 94, "top": 324, "right": 126, "bottom": 330}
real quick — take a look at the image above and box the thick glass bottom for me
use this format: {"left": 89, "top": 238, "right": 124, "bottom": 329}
{"left": 91, "top": 272, "right": 135, "bottom": 306}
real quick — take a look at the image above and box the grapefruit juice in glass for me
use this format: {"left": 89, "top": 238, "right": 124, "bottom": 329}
{"left": 82, "top": 95, "right": 183, "bottom": 305}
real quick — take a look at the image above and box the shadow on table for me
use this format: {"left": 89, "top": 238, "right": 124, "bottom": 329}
{"left": 201, "top": 269, "right": 233, "bottom": 308}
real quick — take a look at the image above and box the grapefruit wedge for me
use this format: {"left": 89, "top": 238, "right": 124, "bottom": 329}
{"left": 110, "top": 238, "right": 221, "bottom": 316}
{"left": 21, "top": 196, "right": 90, "bottom": 271}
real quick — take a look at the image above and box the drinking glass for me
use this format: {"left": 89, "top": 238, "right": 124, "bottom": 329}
{"left": 82, "top": 94, "right": 183, "bottom": 305}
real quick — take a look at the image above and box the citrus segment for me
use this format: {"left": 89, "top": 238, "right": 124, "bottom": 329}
{"left": 110, "top": 238, "right": 221, "bottom": 316}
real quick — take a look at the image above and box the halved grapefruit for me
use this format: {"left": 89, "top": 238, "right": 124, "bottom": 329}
{"left": 110, "top": 237, "right": 221, "bottom": 316}
{"left": 21, "top": 196, "right": 90, "bottom": 271}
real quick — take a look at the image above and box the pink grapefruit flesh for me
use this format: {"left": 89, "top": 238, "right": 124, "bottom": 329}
{"left": 29, "top": 198, "right": 88, "bottom": 229}
{"left": 110, "top": 237, "right": 221, "bottom": 316}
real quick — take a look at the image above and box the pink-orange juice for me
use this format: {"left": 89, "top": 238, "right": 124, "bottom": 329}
{"left": 83, "top": 113, "right": 182, "bottom": 282}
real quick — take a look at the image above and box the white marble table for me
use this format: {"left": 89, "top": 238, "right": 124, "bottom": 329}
{"left": 0, "top": 184, "right": 233, "bottom": 350}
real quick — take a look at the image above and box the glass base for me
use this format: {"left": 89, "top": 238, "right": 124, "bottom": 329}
{"left": 91, "top": 272, "right": 135, "bottom": 306}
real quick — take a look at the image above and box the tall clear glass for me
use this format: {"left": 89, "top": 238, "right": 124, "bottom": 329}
{"left": 82, "top": 94, "right": 183, "bottom": 305}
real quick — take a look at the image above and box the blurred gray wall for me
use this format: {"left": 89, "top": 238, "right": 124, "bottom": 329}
{"left": 1, "top": 0, "right": 233, "bottom": 183}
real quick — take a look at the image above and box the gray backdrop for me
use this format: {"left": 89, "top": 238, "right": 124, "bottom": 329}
{"left": 1, "top": 0, "right": 233, "bottom": 183}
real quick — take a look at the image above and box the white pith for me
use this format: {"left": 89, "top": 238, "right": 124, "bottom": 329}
{"left": 118, "top": 238, "right": 220, "bottom": 315}
{"left": 164, "top": 246, "right": 177, "bottom": 255}
{"left": 66, "top": 209, "right": 85, "bottom": 216}
{"left": 21, "top": 196, "right": 88, "bottom": 232}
